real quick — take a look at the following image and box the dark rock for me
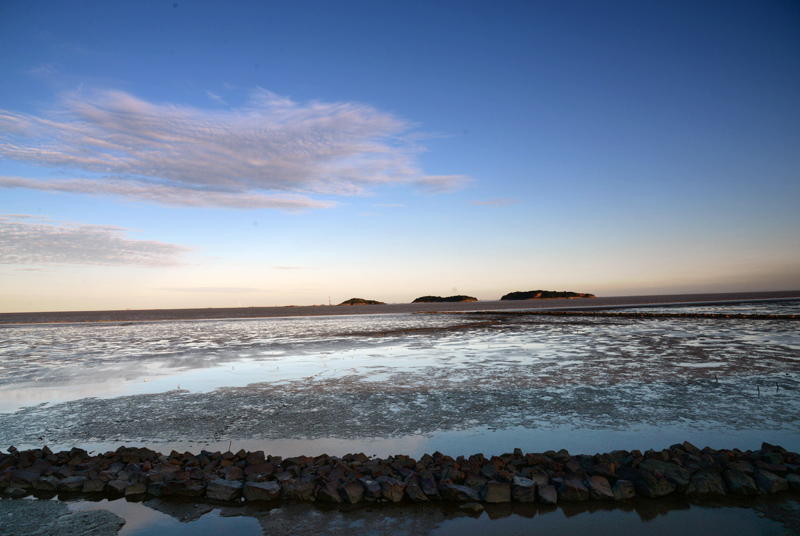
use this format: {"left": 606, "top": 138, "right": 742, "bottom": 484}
{"left": 686, "top": 471, "right": 726, "bottom": 496}
{"left": 33, "top": 476, "right": 60, "bottom": 491}
{"left": 6, "top": 486, "right": 28, "bottom": 498}
{"left": 618, "top": 467, "right": 675, "bottom": 498}
{"left": 11, "top": 469, "right": 40, "bottom": 488}
{"left": 339, "top": 480, "right": 364, "bottom": 504}
{"left": 206, "top": 479, "right": 243, "bottom": 501}
{"left": 419, "top": 474, "right": 441, "bottom": 500}
{"left": 106, "top": 480, "right": 129, "bottom": 498}
{"left": 244, "top": 481, "right": 280, "bottom": 501}
{"left": 753, "top": 470, "right": 789, "bottom": 494}
{"left": 557, "top": 479, "right": 589, "bottom": 501}
{"left": 585, "top": 476, "right": 614, "bottom": 500}
{"left": 316, "top": 481, "right": 342, "bottom": 503}
{"left": 638, "top": 459, "right": 691, "bottom": 492}
{"left": 404, "top": 481, "right": 429, "bottom": 503}
{"left": 124, "top": 483, "right": 147, "bottom": 497}
{"left": 57, "top": 476, "right": 87, "bottom": 492}
{"left": 358, "top": 476, "right": 382, "bottom": 500}
{"left": 785, "top": 474, "right": 800, "bottom": 491}
{"left": 612, "top": 479, "right": 636, "bottom": 500}
{"left": 723, "top": 469, "right": 759, "bottom": 496}
{"left": 481, "top": 481, "right": 511, "bottom": 503}
{"left": 439, "top": 481, "right": 481, "bottom": 503}
{"left": 537, "top": 484, "right": 557, "bottom": 505}
{"left": 375, "top": 476, "right": 406, "bottom": 502}
{"left": 224, "top": 466, "right": 244, "bottom": 480}
{"left": 281, "top": 481, "right": 315, "bottom": 501}
{"left": 511, "top": 476, "right": 536, "bottom": 502}
{"left": 82, "top": 478, "right": 106, "bottom": 493}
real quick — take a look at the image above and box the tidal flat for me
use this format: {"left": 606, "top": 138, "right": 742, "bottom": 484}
{"left": 1, "top": 292, "right": 799, "bottom": 534}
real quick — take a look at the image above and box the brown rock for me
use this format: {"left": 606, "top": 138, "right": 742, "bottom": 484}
{"left": 481, "top": 481, "right": 511, "bottom": 503}
{"left": 244, "top": 480, "right": 281, "bottom": 501}
{"left": 585, "top": 476, "right": 614, "bottom": 500}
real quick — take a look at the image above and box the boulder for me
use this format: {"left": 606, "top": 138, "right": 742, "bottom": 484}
{"left": 375, "top": 476, "right": 406, "bottom": 502}
{"left": 481, "top": 481, "right": 511, "bottom": 503}
{"left": 419, "top": 474, "right": 441, "bottom": 500}
{"left": 124, "top": 483, "right": 147, "bottom": 497}
{"left": 57, "top": 476, "right": 87, "bottom": 493}
{"left": 206, "top": 479, "right": 243, "bottom": 501}
{"left": 281, "top": 481, "right": 315, "bottom": 501}
{"left": 404, "top": 482, "right": 429, "bottom": 503}
{"left": 537, "top": 484, "right": 558, "bottom": 505}
{"left": 786, "top": 474, "right": 800, "bottom": 491}
{"left": 753, "top": 470, "right": 789, "bottom": 494}
{"left": 439, "top": 481, "right": 481, "bottom": 503}
{"left": 723, "top": 469, "right": 759, "bottom": 496}
{"left": 81, "top": 479, "right": 106, "bottom": 493}
{"left": 244, "top": 481, "right": 281, "bottom": 501}
{"left": 106, "top": 480, "right": 129, "bottom": 498}
{"left": 511, "top": 476, "right": 536, "bottom": 502}
{"left": 339, "top": 480, "right": 364, "bottom": 504}
{"left": 638, "top": 459, "right": 691, "bottom": 492}
{"left": 33, "top": 476, "right": 60, "bottom": 491}
{"left": 686, "top": 470, "right": 726, "bottom": 496}
{"left": 585, "top": 476, "right": 614, "bottom": 500}
{"left": 612, "top": 479, "right": 636, "bottom": 500}
{"left": 557, "top": 479, "right": 589, "bottom": 501}
{"left": 316, "top": 481, "right": 342, "bottom": 503}
{"left": 358, "top": 476, "right": 382, "bottom": 500}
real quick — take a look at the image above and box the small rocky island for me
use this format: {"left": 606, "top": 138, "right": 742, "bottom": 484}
{"left": 412, "top": 295, "right": 478, "bottom": 303}
{"left": 338, "top": 298, "right": 386, "bottom": 306}
{"left": 501, "top": 290, "right": 595, "bottom": 300}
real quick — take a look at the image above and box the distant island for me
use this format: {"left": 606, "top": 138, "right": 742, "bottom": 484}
{"left": 412, "top": 295, "right": 478, "bottom": 303}
{"left": 501, "top": 290, "right": 596, "bottom": 300}
{"left": 338, "top": 298, "right": 386, "bottom": 306}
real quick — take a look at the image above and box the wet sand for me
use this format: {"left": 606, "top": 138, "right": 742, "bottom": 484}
{"left": 2, "top": 290, "right": 799, "bottom": 324}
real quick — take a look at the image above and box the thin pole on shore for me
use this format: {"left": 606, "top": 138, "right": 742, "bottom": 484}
{"left": 757, "top": 385, "right": 760, "bottom": 397}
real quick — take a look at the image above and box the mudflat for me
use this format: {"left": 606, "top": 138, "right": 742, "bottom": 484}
{"left": 2, "top": 290, "right": 799, "bottom": 324}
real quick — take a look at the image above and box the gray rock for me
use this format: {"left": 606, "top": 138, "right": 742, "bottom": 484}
{"left": 106, "top": 480, "right": 129, "bottom": 498}
{"left": 686, "top": 470, "right": 726, "bottom": 496}
{"left": 753, "top": 469, "right": 789, "bottom": 494}
{"left": 527, "top": 471, "right": 549, "bottom": 488}
{"left": 612, "top": 479, "right": 636, "bottom": 500}
{"left": 638, "top": 459, "right": 691, "bottom": 492}
{"left": 316, "top": 481, "right": 342, "bottom": 503}
{"left": 723, "top": 469, "right": 759, "bottom": 496}
{"left": 537, "top": 484, "right": 558, "bottom": 505}
{"left": 10, "top": 468, "right": 39, "bottom": 488}
{"left": 419, "top": 474, "right": 441, "bottom": 501}
{"left": 585, "top": 476, "right": 614, "bottom": 500}
{"left": 339, "top": 480, "right": 364, "bottom": 504}
{"left": 439, "top": 481, "right": 481, "bottom": 503}
{"left": 511, "top": 476, "right": 536, "bottom": 502}
{"left": 124, "top": 483, "right": 147, "bottom": 497}
{"left": 33, "top": 476, "right": 60, "bottom": 491}
{"left": 244, "top": 480, "right": 281, "bottom": 501}
{"left": 358, "top": 476, "right": 382, "bottom": 500}
{"left": 6, "top": 486, "right": 28, "bottom": 498}
{"left": 206, "top": 478, "right": 243, "bottom": 501}
{"left": 786, "top": 474, "right": 800, "bottom": 491}
{"left": 404, "top": 481, "right": 429, "bottom": 502}
{"left": 0, "top": 499, "right": 125, "bottom": 536}
{"left": 57, "top": 476, "right": 87, "bottom": 492}
{"left": 281, "top": 480, "right": 315, "bottom": 501}
{"left": 481, "top": 481, "right": 511, "bottom": 503}
{"left": 375, "top": 476, "right": 406, "bottom": 502}
{"left": 82, "top": 479, "right": 106, "bottom": 493}
{"left": 558, "top": 479, "right": 589, "bottom": 501}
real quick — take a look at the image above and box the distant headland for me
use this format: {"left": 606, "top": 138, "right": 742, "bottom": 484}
{"left": 501, "top": 290, "right": 595, "bottom": 300}
{"left": 338, "top": 298, "right": 386, "bottom": 306}
{"left": 412, "top": 295, "right": 478, "bottom": 303}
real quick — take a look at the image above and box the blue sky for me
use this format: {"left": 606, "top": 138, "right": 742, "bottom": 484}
{"left": 1, "top": 1, "right": 799, "bottom": 312}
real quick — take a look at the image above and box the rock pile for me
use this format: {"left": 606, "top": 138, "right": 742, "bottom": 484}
{"left": 2, "top": 442, "right": 799, "bottom": 505}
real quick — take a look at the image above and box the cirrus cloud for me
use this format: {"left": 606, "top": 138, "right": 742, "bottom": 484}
{"left": 0, "top": 89, "right": 470, "bottom": 209}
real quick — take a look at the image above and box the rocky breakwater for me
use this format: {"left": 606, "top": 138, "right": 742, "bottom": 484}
{"left": 1, "top": 442, "right": 799, "bottom": 506}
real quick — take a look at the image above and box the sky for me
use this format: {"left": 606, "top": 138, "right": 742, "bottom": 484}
{"left": 1, "top": 1, "right": 799, "bottom": 312}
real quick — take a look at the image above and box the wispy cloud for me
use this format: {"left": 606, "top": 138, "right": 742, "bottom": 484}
{"left": 0, "top": 214, "right": 189, "bottom": 267}
{"left": 270, "top": 265, "right": 308, "bottom": 270}
{"left": 414, "top": 175, "right": 473, "bottom": 193}
{"left": 0, "top": 89, "right": 470, "bottom": 209}
{"left": 374, "top": 203, "right": 405, "bottom": 208}
{"left": 472, "top": 198, "right": 520, "bottom": 206}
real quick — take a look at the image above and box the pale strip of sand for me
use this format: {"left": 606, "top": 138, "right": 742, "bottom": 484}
{"left": 1, "top": 289, "right": 799, "bottom": 324}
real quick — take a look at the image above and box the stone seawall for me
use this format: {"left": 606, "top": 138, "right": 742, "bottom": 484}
{"left": 2, "top": 443, "right": 799, "bottom": 507}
